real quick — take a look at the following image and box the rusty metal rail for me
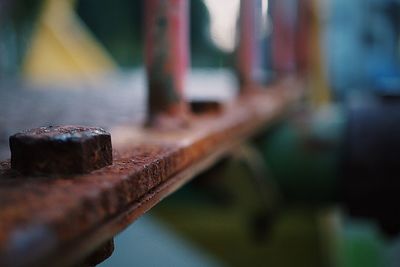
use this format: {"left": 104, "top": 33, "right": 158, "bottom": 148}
{"left": 0, "top": 78, "right": 301, "bottom": 267}
{"left": 0, "top": 0, "right": 307, "bottom": 266}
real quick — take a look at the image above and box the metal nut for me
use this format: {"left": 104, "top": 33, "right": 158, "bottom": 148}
{"left": 190, "top": 100, "right": 223, "bottom": 114}
{"left": 9, "top": 125, "right": 112, "bottom": 175}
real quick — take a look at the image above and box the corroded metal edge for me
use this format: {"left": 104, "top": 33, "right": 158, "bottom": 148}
{"left": 0, "top": 80, "right": 301, "bottom": 267}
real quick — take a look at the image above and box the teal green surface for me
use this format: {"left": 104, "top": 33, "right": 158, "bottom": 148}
{"left": 257, "top": 107, "right": 345, "bottom": 203}
{"left": 337, "top": 222, "right": 387, "bottom": 267}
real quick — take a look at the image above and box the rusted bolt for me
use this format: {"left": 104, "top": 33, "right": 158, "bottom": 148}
{"left": 82, "top": 239, "right": 114, "bottom": 267}
{"left": 9, "top": 125, "right": 112, "bottom": 175}
{"left": 190, "top": 100, "right": 223, "bottom": 115}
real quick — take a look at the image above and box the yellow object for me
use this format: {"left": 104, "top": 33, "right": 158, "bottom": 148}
{"left": 308, "top": 0, "right": 331, "bottom": 107}
{"left": 23, "top": 0, "right": 117, "bottom": 84}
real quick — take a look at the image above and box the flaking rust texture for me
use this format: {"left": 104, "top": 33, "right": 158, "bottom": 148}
{"left": 0, "top": 81, "right": 300, "bottom": 267}
{"left": 0, "top": 144, "right": 176, "bottom": 267}
{"left": 9, "top": 125, "right": 112, "bottom": 175}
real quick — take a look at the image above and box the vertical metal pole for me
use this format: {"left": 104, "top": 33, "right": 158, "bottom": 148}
{"left": 270, "top": 0, "right": 297, "bottom": 75}
{"left": 296, "top": 0, "right": 311, "bottom": 76}
{"left": 145, "top": 0, "right": 189, "bottom": 125}
{"left": 236, "top": 0, "right": 262, "bottom": 93}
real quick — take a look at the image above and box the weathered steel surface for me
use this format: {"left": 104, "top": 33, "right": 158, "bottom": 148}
{"left": 145, "top": 0, "right": 189, "bottom": 121}
{"left": 0, "top": 79, "right": 300, "bottom": 267}
{"left": 10, "top": 126, "right": 112, "bottom": 175}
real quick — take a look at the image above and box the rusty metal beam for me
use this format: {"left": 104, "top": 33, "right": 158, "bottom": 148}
{"left": 0, "top": 79, "right": 301, "bottom": 267}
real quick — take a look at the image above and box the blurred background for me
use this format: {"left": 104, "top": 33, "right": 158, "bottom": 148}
{"left": 1, "top": 0, "right": 400, "bottom": 266}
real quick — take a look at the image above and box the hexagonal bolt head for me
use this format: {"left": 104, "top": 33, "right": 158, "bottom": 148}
{"left": 189, "top": 100, "right": 223, "bottom": 115}
{"left": 9, "top": 125, "right": 113, "bottom": 175}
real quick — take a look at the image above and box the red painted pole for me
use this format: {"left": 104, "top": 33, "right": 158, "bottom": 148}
{"left": 236, "top": 0, "right": 262, "bottom": 93}
{"left": 270, "top": 0, "right": 298, "bottom": 75}
{"left": 144, "top": 0, "right": 189, "bottom": 126}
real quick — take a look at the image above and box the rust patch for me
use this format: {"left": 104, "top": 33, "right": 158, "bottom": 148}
{"left": 190, "top": 100, "right": 224, "bottom": 115}
{"left": 0, "top": 81, "right": 301, "bottom": 267}
{"left": 145, "top": 0, "right": 190, "bottom": 123}
{"left": 9, "top": 126, "right": 112, "bottom": 176}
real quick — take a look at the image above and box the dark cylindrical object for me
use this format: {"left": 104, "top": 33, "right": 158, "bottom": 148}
{"left": 342, "top": 97, "right": 400, "bottom": 236}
